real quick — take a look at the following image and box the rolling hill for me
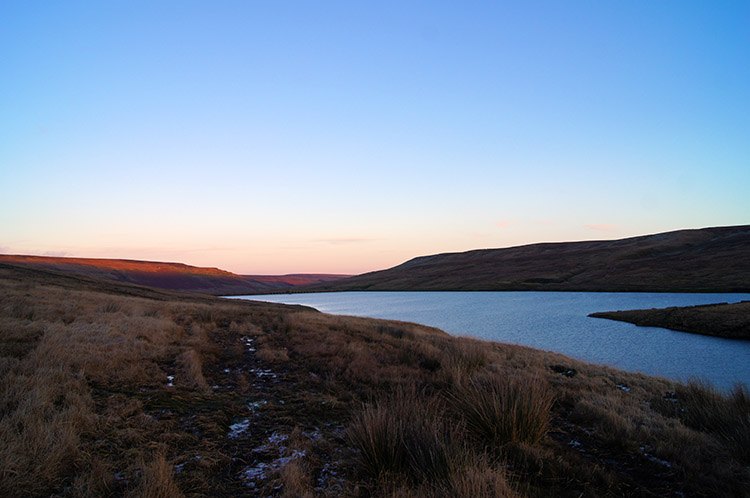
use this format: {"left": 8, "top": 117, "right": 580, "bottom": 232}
{"left": 242, "top": 273, "right": 352, "bottom": 286}
{"left": 297, "top": 225, "right": 750, "bottom": 293}
{"left": 0, "top": 255, "right": 297, "bottom": 295}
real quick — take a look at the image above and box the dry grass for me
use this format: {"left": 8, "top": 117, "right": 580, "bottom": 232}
{"left": 176, "top": 349, "right": 210, "bottom": 393}
{"left": 447, "top": 373, "right": 554, "bottom": 448}
{"left": 347, "top": 388, "right": 517, "bottom": 496}
{"left": 0, "top": 270, "right": 246, "bottom": 496}
{"left": 1, "top": 264, "right": 749, "bottom": 497}
{"left": 133, "top": 450, "right": 184, "bottom": 498}
{"left": 653, "top": 379, "right": 750, "bottom": 462}
{"left": 348, "top": 387, "right": 520, "bottom": 497}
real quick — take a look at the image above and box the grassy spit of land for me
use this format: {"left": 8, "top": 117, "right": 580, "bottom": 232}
{"left": 590, "top": 301, "right": 750, "bottom": 340}
{"left": 1, "top": 262, "right": 749, "bottom": 497}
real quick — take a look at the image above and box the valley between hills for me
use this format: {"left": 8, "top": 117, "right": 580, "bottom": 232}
{"left": 6, "top": 225, "right": 748, "bottom": 339}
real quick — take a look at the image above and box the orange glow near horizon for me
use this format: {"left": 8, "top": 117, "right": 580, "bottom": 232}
{"left": 1, "top": 221, "right": 667, "bottom": 275}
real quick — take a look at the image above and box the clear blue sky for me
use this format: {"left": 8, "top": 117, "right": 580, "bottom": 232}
{"left": 2, "top": 1, "right": 748, "bottom": 274}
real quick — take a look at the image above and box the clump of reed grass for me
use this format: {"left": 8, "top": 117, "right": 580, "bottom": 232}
{"left": 257, "top": 345, "right": 290, "bottom": 363}
{"left": 672, "top": 380, "right": 750, "bottom": 461}
{"left": 195, "top": 307, "right": 214, "bottom": 324}
{"left": 435, "top": 337, "right": 489, "bottom": 386}
{"left": 347, "top": 388, "right": 454, "bottom": 483}
{"left": 133, "top": 449, "right": 183, "bottom": 498}
{"left": 100, "top": 301, "right": 121, "bottom": 313}
{"left": 440, "top": 454, "right": 518, "bottom": 498}
{"left": 447, "top": 373, "right": 554, "bottom": 448}
{"left": 176, "top": 349, "right": 209, "bottom": 393}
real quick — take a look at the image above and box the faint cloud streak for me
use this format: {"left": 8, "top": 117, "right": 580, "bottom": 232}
{"left": 43, "top": 250, "right": 71, "bottom": 257}
{"left": 493, "top": 221, "right": 510, "bottom": 228}
{"left": 314, "top": 238, "right": 379, "bottom": 245}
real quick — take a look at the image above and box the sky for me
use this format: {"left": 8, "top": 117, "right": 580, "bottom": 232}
{"left": 2, "top": 1, "right": 748, "bottom": 274}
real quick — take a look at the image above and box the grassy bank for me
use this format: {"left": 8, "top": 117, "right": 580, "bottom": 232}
{"left": 590, "top": 301, "right": 750, "bottom": 340}
{"left": 1, "top": 263, "right": 748, "bottom": 497}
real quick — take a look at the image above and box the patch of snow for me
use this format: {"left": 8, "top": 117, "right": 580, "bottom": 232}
{"left": 223, "top": 368, "right": 230, "bottom": 373}
{"left": 251, "top": 368, "right": 276, "bottom": 378}
{"left": 268, "top": 433, "right": 288, "bottom": 445}
{"left": 166, "top": 375, "right": 174, "bottom": 387}
{"left": 240, "top": 451, "right": 306, "bottom": 487}
{"left": 241, "top": 462, "right": 272, "bottom": 483}
{"left": 174, "top": 463, "right": 184, "bottom": 473}
{"left": 248, "top": 400, "right": 268, "bottom": 413}
{"left": 241, "top": 336, "right": 256, "bottom": 352}
{"left": 316, "top": 461, "right": 344, "bottom": 492}
{"left": 276, "top": 450, "right": 305, "bottom": 467}
{"left": 647, "top": 454, "right": 671, "bottom": 467}
{"left": 303, "top": 430, "right": 323, "bottom": 441}
{"left": 616, "top": 384, "right": 631, "bottom": 392}
{"left": 252, "top": 432, "right": 289, "bottom": 455}
{"left": 640, "top": 446, "right": 671, "bottom": 467}
{"left": 228, "top": 419, "right": 252, "bottom": 439}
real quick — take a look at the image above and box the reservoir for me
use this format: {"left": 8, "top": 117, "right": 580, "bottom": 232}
{"left": 229, "top": 292, "right": 750, "bottom": 390}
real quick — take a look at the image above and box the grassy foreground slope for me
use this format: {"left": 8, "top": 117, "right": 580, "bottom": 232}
{"left": 299, "top": 225, "right": 750, "bottom": 293}
{"left": 1, "top": 262, "right": 749, "bottom": 497}
{"left": 590, "top": 301, "right": 750, "bottom": 340}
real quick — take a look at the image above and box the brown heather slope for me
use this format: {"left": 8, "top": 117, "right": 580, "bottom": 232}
{"left": 590, "top": 301, "right": 750, "bottom": 340}
{"left": 2, "top": 262, "right": 749, "bottom": 497}
{"left": 297, "top": 225, "right": 750, "bottom": 293}
{"left": 0, "top": 255, "right": 292, "bottom": 295}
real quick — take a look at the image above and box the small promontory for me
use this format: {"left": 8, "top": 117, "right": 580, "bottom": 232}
{"left": 589, "top": 301, "right": 750, "bottom": 340}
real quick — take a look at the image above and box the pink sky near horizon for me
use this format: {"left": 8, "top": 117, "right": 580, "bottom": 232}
{"left": 2, "top": 2, "right": 748, "bottom": 274}
{"left": 0, "top": 221, "right": 721, "bottom": 275}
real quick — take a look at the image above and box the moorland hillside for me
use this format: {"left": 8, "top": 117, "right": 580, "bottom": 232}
{"left": 1, "top": 261, "right": 748, "bottom": 496}
{"left": 300, "top": 225, "right": 750, "bottom": 293}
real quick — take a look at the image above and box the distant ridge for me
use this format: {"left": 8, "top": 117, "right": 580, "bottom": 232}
{"left": 296, "top": 225, "right": 750, "bottom": 293}
{"left": 243, "top": 274, "right": 353, "bottom": 286}
{"left": 0, "top": 255, "right": 304, "bottom": 295}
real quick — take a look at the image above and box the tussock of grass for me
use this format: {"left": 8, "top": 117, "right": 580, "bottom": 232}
{"left": 256, "top": 343, "right": 290, "bottom": 363}
{"left": 660, "top": 380, "right": 750, "bottom": 461}
{"left": 441, "top": 455, "right": 517, "bottom": 498}
{"left": 176, "top": 349, "right": 209, "bottom": 393}
{"left": 448, "top": 373, "right": 554, "bottom": 447}
{"left": 348, "top": 387, "right": 519, "bottom": 496}
{"left": 348, "top": 388, "right": 454, "bottom": 481}
{"left": 134, "top": 450, "right": 183, "bottom": 498}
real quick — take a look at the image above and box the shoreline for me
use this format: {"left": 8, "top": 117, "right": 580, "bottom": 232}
{"left": 589, "top": 301, "right": 750, "bottom": 340}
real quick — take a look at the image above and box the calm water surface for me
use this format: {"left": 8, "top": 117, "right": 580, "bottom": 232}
{"left": 230, "top": 292, "right": 750, "bottom": 390}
